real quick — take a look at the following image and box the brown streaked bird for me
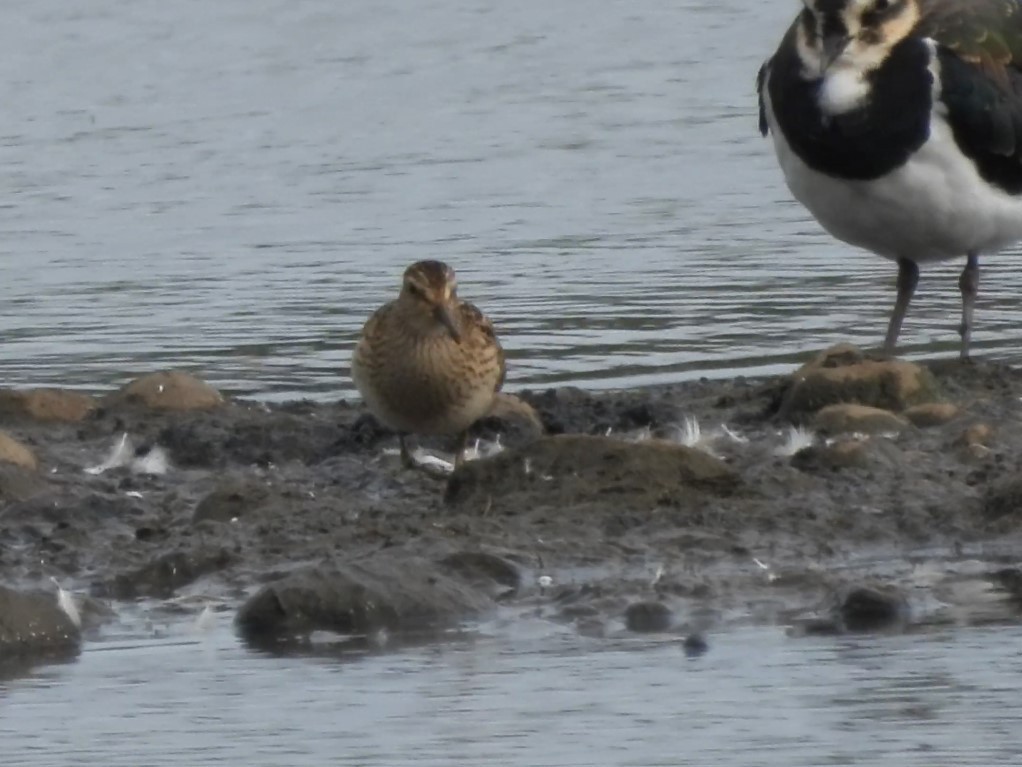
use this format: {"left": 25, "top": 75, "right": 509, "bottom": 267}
{"left": 351, "top": 260, "right": 506, "bottom": 470}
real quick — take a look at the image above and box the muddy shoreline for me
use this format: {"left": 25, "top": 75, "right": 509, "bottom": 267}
{"left": 4, "top": 346, "right": 1022, "bottom": 661}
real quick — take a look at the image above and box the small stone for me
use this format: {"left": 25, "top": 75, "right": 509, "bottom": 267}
{"left": 0, "top": 388, "right": 97, "bottom": 422}
{"left": 107, "top": 370, "right": 225, "bottom": 411}
{"left": 482, "top": 392, "right": 545, "bottom": 437}
{"left": 624, "top": 601, "right": 673, "bottom": 633}
{"left": 682, "top": 633, "right": 709, "bottom": 657}
{"left": 0, "top": 431, "right": 38, "bottom": 471}
{"left": 445, "top": 434, "right": 739, "bottom": 509}
{"left": 836, "top": 585, "right": 909, "bottom": 632}
{"left": 780, "top": 344, "right": 940, "bottom": 417}
{"left": 813, "top": 403, "right": 909, "bottom": 436}
{"left": 792, "top": 438, "right": 870, "bottom": 471}
{"left": 958, "top": 423, "right": 993, "bottom": 448}
{"left": 193, "top": 480, "right": 270, "bottom": 524}
{"left": 903, "top": 402, "right": 959, "bottom": 428}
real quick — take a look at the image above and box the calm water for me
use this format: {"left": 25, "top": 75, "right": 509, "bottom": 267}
{"left": 1, "top": 0, "right": 1020, "bottom": 401}
{"left": 4, "top": 618, "right": 1022, "bottom": 766}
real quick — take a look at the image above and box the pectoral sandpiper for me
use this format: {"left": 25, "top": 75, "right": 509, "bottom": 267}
{"left": 351, "top": 260, "right": 506, "bottom": 471}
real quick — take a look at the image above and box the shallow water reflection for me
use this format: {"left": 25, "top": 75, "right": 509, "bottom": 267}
{"left": 4, "top": 622, "right": 1022, "bottom": 766}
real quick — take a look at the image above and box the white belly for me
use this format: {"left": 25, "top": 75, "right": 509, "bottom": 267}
{"left": 765, "top": 97, "right": 1022, "bottom": 262}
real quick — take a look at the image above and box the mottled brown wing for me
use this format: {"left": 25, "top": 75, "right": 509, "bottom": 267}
{"left": 460, "top": 301, "right": 506, "bottom": 392}
{"left": 920, "top": 0, "right": 1022, "bottom": 80}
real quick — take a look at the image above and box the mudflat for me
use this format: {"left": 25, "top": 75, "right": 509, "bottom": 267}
{"left": 3, "top": 345, "right": 1022, "bottom": 659}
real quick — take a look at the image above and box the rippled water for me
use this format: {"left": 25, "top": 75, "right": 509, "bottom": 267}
{"left": 5, "top": 619, "right": 1022, "bottom": 766}
{"left": 2, "top": 0, "right": 1020, "bottom": 401}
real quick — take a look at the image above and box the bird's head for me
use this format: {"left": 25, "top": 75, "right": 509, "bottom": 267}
{"left": 400, "top": 260, "right": 462, "bottom": 342}
{"left": 796, "top": 0, "right": 921, "bottom": 74}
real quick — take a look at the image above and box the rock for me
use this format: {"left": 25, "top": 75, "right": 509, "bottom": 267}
{"left": 446, "top": 434, "right": 738, "bottom": 511}
{"left": 101, "top": 548, "right": 235, "bottom": 599}
{"left": 812, "top": 404, "right": 909, "bottom": 436}
{"left": 193, "top": 479, "right": 271, "bottom": 524}
{"left": 903, "top": 402, "right": 959, "bottom": 428}
{"left": 791, "top": 438, "right": 870, "bottom": 471}
{"left": 682, "top": 633, "right": 709, "bottom": 657}
{"left": 982, "top": 477, "right": 1022, "bottom": 522}
{"left": 0, "top": 388, "right": 97, "bottom": 422}
{"left": 472, "top": 392, "right": 545, "bottom": 447}
{"left": 836, "top": 585, "right": 910, "bottom": 632}
{"left": 436, "top": 550, "right": 522, "bottom": 598}
{"left": 107, "top": 370, "right": 224, "bottom": 411}
{"left": 235, "top": 556, "right": 494, "bottom": 643}
{"left": 958, "top": 423, "right": 993, "bottom": 448}
{"left": 0, "top": 431, "right": 38, "bottom": 471}
{"left": 780, "top": 344, "right": 940, "bottom": 417}
{"left": 624, "top": 601, "right": 673, "bottom": 633}
{"left": 0, "top": 464, "right": 47, "bottom": 503}
{"left": 0, "top": 585, "right": 81, "bottom": 657}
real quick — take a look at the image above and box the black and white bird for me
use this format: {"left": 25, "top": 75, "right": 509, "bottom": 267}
{"left": 758, "top": 0, "right": 1022, "bottom": 359}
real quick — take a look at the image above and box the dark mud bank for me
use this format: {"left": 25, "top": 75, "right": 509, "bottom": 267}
{"left": 4, "top": 346, "right": 1022, "bottom": 659}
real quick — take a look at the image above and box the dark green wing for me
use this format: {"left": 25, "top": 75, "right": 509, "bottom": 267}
{"left": 920, "top": 0, "right": 1022, "bottom": 191}
{"left": 920, "top": 0, "right": 1022, "bottom": 77}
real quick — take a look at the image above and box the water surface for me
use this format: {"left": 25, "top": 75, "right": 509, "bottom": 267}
{"left": 2, "top": 0, "right": 1020, "bottom": 401}
{"left": 4, "top": 619, "right": 1022, "bottom": 766}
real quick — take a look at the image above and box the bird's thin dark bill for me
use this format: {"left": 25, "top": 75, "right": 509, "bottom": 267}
{"left": 435, "top": 305, "right": 462, "bottom": 342}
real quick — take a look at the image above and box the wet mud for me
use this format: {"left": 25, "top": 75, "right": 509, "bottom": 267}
{"left": 4, "top": 345, "right": 1022, "bottom": 662}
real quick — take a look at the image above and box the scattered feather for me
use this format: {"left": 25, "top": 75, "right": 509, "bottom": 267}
{"left": 51, "top": 577, "right": 81, "bottom": 628}
{"left": 775, "top": 426, "right": 816, "bottom": 457}
{"left": 194, "top": 604, "right": 216, "bottom": 633}
{"left": 133, "top": 446, "right": 169, "bottom": 475}
{"left": 382, "top": 436, "right": 505, "bottom": 473}
{"left": 752, "top": 557, "right": 779, "bottom": 584}
{"left": 461, "top": 436, "right": 505, "bottom": 462}
{"left": 411, "top": 449, "right": 455, "bottom": 474}
{"left": 125, "top": 490, "right": 144, "bottom": 500}
{"left": 720, "top": 425, "right": 749, "bottom": 444}
{"left": 677, "top": 416, "right": 702, "bottom": 448}
{"left": 651, "top": 564, "right": 666, "bottom": 587}
{"left": 538, "top": 575, "right": 553, "bottom": 591}
{"left": 85, "top": 434, "right": 171, "bottom": 475}
{"left": 85, "top": 433, "right": 133, "bottom": 474}
{"left": 658, "top": 417, "right": 746, "bottom": 458}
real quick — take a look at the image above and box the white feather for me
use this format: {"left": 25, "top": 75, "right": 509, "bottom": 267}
{"left": 85, "top": 433, "right": 133, "bottom": 475}
{"left": 775, "top": 426, "right": 816, "bottom": 457}
{"left": 50, "top": 577, "right": 81, "bottom": 628}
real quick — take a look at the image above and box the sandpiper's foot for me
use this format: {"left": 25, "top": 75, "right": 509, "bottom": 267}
{"left": 452, "top": 431, "right": 469, "bottom": 470}
{"left": 398, "top": 435, "right": 450, "bottom": 480}
{"left": 399, "top": 435, "right": 416, "bottom": 469}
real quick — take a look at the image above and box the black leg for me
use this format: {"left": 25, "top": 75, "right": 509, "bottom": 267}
{"left": 452, "top": 431, "right": 469, "bottom": 469}
{"left": 399, "top": 435, "right": 416, "bottom": 469}
{"left": 958, "top": 252, "right": 979, "bottom": 361}
{"left": 883, "top": 258, "right": 919, "bottom": 356}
